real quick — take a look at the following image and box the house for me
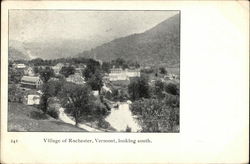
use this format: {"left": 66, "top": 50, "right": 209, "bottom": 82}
{"left": 66, "top": 74, "right": 86, "bottom": 85}
{"left": 26, "top": 95, "right": 41, "bottom": 105}
{"left": 109, "top": 68, "right": 127, "bottom": 81}
{"left": 108, "top": 67, "right": 140, "bottom": 81}
{"left": 20, "top": 76, "right": 43, "bottom": 89}
{"left": 13, "top": 63, "right": 26, "bottom": 69}
{"left": 24, "top": 67, "right": 35, "bottom": 76}
{"left": 92, "top": 90, "right": 99, "bottom": 97}
{"left": 22, "top": 90, "right": 41, "bottom": 105}
{"left": 52, "top": 63, "right": 64, "bottom": 75}
{"left": 75, "top": 68, "right": 83, "bottom": 75}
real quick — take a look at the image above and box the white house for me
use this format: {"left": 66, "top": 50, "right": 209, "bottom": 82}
{"left": 13, "top": 63, "right": 26, "bottom": 69}
{"left": 52, "top": 63, "right": 64, "bottom": 74}
{"left": 92, "top": 90, "right": 99, "bottom": 97}
{"left": 22, "top": 90, "right": 42, "bottom": 105}
{"left": 108, "top": 67, "right": 140, "bottom": 81}
{"left": 27, "top": 95, "right": 41, "bottom": 105}
{"left": 66, "top": 74, "right": 86, "bottom": 85}
{"left": 24, "top": 67, "right": 35, "bottom": 76}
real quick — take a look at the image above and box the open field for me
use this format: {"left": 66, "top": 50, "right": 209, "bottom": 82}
{"left": 8, "top": 102, "right": 87, "bottom": 132}
{"left": 166, "top": 67, "right": 180, "bottom": 75}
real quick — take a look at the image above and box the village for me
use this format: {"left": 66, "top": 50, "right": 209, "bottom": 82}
{"left": 8, "top": 57, "right": 179, "bottom": 132}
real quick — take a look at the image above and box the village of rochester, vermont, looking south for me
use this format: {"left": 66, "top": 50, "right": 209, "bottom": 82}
{"left": 8, "top": 10, "right": 180, "bottom": 132}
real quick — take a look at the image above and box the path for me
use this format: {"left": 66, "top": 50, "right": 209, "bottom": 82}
{"left": 58, "top": 108, "right": 102, "bottom": 132}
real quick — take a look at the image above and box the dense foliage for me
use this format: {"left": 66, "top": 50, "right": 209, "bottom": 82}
{"left": 82, "top": 59, "right": 101, "bottom": 80}
{"left": 130, "top": 98, "right": 179, "bottom": 132}
{"left": 59, "top": 66, "right": 75, "bottom": 78}
{"left": 128, "top": 76, "right": 150, "bottom": 101}
{"left": 59, "top": 82, "right": 94, "bottom": 126}
{"left": 39, "top": 67, "right": 55, "bottom": 83}
{"left": 8, "top": 67, "right": 24, "bottom": 83}
{"left": 86, "top": 70, "right": 103, "bottom": 92}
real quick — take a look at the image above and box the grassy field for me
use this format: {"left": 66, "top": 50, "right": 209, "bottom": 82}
{"left": 166, "top": 67, "right": 180, "bottom": 75}
{"left": 8, "top": 102, "right": 87, "bottom": 132}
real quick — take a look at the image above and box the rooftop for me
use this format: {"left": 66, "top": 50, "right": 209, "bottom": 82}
{"left": 21, "top": 76, "right": 41, "bottom": 83}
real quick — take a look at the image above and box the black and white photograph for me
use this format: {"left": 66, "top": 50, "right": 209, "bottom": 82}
{"left": 1, "top": 1, "right": 249, "bottom": 164}
{"left": 8, "top": 10, "right": 180, "bottom": 132}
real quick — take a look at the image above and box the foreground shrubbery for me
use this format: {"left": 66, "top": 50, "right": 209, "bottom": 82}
{"left": 130, "top": 97, "right": 179, "bottom": 132}
{"left": 47, "top": 107, "right": 59, "bottom": 119}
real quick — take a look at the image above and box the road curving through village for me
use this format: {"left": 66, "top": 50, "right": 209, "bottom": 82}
{"left": 58, "top": 108, "right": 102, "bottom": 132}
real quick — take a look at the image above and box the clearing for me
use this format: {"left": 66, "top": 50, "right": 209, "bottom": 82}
{"left": 8, "top": 102, "right": 87, "bottom": 132}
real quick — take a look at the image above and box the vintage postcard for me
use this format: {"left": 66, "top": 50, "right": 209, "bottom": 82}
{"left": 1, "top": 1, "right": 249, "bottom": 164}
{"left": 6, "top": 9, "right": 180, "bottom": 133}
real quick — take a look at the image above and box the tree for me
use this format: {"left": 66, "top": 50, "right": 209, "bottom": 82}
{"left": 8, "top": 68, "right": 23, "bottom": 83}
{"left": 39, "top": 67, "right": 54, "bottom": 83}
{"left": 59, "top": 82, "right": 94, "bottom": 126}
{"left": 40, "top": 83, "right": 51, "bottom": 114}
{"left": 39, "top": 67, "right": 55, "bottom": 114}
{"left": 47, "top": 80, "right": 64, "bottom": 97}
{"left": 33, "top": 66, "right": 39, "bottom": 74}
{"left": 83, "top": 59, "right": 100, "bottom": 80}
{"left": 60, "top": 66, "right": 75, "bottom": 78}
{"left": 30, "top": 58, "right": 44, "bottom": 66}
{"left": 87, "top": 71, "right": 103, "bottom": 93}
{"left": 154, "top": 80, "right": 165, "bottom": 98}
{"left": 128, "top": 76, "right": 150, "bottom": 101}
{"left": 165, "top": 83, "right": 179, "bottom": 95}
{"left": 159, "top": 67, "right": 167, "bottom": 74}
{"left": 40, "top": 80, "right": 64, "bottom": 114}
{"left": 102, "top": 62, "right": 111, "bottom": 73}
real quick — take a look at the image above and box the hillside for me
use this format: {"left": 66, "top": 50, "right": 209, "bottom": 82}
{"left": 8, "top": 38, "right": 106, "bottom": 60}
{"left": 78, "top": 14, "right": 180, "bottom": 67}
{"left": 8, "top": 102, "right": 86, "bottom": 132}
{"left": 8, "top": 47, "right": 30, "bottom": 61}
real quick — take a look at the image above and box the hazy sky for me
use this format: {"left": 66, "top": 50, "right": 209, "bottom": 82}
{"left": 9, "top": 10, "right": 179, "bottom": 43}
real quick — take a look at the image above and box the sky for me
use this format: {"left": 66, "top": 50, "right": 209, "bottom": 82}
{"left": 9, "top": 10, "right": 179, "bottom": 43}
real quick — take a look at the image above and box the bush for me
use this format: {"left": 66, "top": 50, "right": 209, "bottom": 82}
{"left": 126, "top": 126, "right": 132, "bottom": 132}
{"left": 92, "top": 100, "right": 109, "bottom": 116}
{"left": 130, "top": 98, "right": 179, "bottom": 132}
{"left": 165, "top": 83, "right": 179, "bottom": 95}
{"left": 128, "top": 76, "right": 150, "bottom": 101}
{"left": 97, "top": 119, "right": 111, "bottom": 129}
{"left": 47, "top": 108, "right": 59, "bottom": 119}
{"left": 159, "top": 67, "right": 167, "bottom": 74}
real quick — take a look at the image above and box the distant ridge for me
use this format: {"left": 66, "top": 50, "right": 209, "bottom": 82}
{"left": 8, "top": 47, "right": 30, "bottom": 61}
{"left": 78, "top": 14, "right": 180, "bottom": 67}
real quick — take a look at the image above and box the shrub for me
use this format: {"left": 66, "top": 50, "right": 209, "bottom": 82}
{"left": 126, "top": 126, "right": 132, "bottom": 132}
{"left": 159, "top": 67, "right": 167, "bottom": 74}
{"left": 47, "top": 108, "right": 59, "bottom": 119}
{"left": 130, "top": 98, "right": 179, "bottom": 132}
{"left": 165, "top": 83, "right": 179, "bottom": 95}
{"left": 97, "top": 119, "right": 111, "bottom": 129}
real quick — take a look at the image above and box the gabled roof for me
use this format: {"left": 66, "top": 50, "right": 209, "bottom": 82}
{"left": 21, "top": 76, "right": 41, "bottom": 83}
{"left": 66, "top": 74, "right": 85, "bottom": 85}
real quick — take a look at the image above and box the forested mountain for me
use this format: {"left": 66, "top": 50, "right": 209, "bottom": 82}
{"left": 9, "top": 13, "right": 180, "bottom": 67}
{"left": 78, "top": 14, "right": 180, "bottom": 67}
